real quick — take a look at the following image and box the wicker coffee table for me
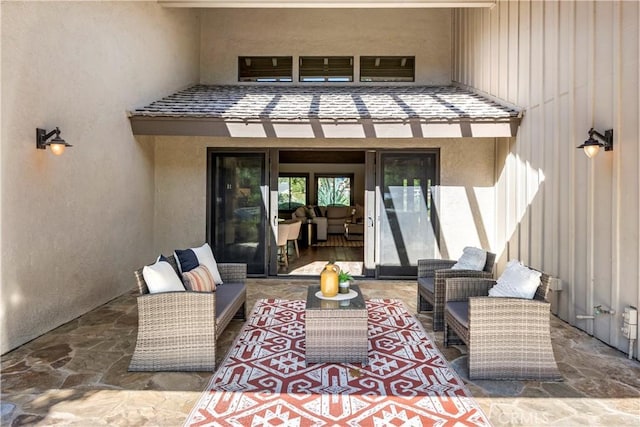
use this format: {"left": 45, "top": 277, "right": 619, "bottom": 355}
{"left": 305, "top": 284, "right": 368, "bottom": 365}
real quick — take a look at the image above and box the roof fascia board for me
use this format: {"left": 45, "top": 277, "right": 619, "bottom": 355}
{"left": 129, "top": 116, "right": 520, "bottom": 138}
{"left": 158, "top": 0, "right": 496, "bottom": 8}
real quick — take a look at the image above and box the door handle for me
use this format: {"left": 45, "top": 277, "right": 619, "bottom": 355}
{"left": 368, "top": 216, "right": 374, "bottom": 227}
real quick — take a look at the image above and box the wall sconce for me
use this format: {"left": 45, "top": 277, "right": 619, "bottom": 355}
{"left": 36, "top": 127, "right": 72, "bottom": 156}
{"left": 577, "top": 127, "right": 613, "bottom": 158}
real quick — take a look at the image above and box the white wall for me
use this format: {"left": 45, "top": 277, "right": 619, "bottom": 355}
{"left": 0, "top": 1, "right": 200, "bottom": 353}
{"left": 454, "top": 0, "right": 640, "bottom": 357}
{"left": 199, "top": 8, "right": 451, "bottom": 85}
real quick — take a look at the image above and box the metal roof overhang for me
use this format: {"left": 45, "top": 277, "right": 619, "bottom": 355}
{"left": 128, "top": 85, "right": 522, "bottom": 139}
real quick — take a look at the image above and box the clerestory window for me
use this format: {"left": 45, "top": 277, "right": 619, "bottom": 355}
{"left": 299, "top": 56, "right": 353, "bottom": 82}
{"left": 238, "top": 56, "right": 293, "bottom": 82}
{"left": 360, "top": 56, "right": 415, "bottom": 82}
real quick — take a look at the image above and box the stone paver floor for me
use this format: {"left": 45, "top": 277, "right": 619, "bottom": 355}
{"left": 2, "top": 279, "right": 639, "bottom": 426}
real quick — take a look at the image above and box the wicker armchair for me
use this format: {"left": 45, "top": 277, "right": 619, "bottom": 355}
{"left": 443, "top": 273, "right": 561, "bottom": 381}
{"left": 417, "top": 252, "right": 495, "bottom": 331}
{"left": 129, "top": 255, "right": 247, "bottom": 372}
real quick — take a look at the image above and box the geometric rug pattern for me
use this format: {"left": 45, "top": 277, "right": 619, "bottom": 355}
{"left": 184, "top": 299, "right": 491, "bottom": 426}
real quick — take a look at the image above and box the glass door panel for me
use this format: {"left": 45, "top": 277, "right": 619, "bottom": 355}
{"left": 377, "top": 152, "right": 438, "bottom": 277}
{"left": 209, "top": 152, "right": 267, "bottom": 275}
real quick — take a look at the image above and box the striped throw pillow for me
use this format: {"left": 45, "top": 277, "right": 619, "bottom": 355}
{"left": 182, "top": 265, "right": 216, "bottom": 292}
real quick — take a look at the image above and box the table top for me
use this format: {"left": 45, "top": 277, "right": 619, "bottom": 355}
{"left": 306, "top": 284, "right": 365, "bottom": 310}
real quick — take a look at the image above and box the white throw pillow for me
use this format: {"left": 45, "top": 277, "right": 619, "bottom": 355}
{"left": 451, "top": 247, "right": 487, "bottom": 271}
{"left": 489, "top": 260, "right": 542, "bottom": 299}
{"left": 192, "top": 243, "right": 224, "bottom": 285}
{"left": 142, "top": 257, "right": 185, "bottom": 294}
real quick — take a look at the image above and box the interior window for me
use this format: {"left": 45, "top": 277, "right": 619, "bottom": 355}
{"left": 278, "top": 174, "right": 308, "bottom": 211}
{"left": 316, "top": 174, "right": 353, "bottom": 206}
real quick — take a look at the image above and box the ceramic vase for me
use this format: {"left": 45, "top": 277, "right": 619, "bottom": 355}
{"left": 320, "top": 263, "right": 339, "bottom": 297}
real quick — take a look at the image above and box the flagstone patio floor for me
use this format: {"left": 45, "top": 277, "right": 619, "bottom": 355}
{"left": 2, "top": 279, "right": 639, "bottom": 426}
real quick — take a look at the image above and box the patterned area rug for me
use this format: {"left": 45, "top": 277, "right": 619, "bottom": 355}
{"left": 184, "top": 299, "right": 490, "bottom": 426}
{"left": 314, "top": 234, "right": 364, "bottom": 247}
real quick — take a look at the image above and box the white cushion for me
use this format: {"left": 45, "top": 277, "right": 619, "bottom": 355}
{"left": 489, "top": 260, "right": 542, "bottom": 299}
{"left": 451, "top": 247, "right": 487, "bottom": 271}
{"left": 191, "top": 243, "right": 224, "bottom": 285}
{"left": 142, "top": 257, "right": 185, "bottom": 294}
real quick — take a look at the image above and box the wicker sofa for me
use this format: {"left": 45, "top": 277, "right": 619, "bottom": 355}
{"left": 129, "top": 255, "right": 247, "bottom": 372}
{"left": 443, "top": 272, "right": 562, "bottom": 381}
{"left": 417, "top": 252, "right": 495, "bottom": 331}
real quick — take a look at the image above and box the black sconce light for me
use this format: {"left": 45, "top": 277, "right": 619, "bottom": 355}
{"left": 36, "top": 127, "right": 72, "bottom": 156}
{"left": 577, "top": 127, "right": 613, "bottom": 158}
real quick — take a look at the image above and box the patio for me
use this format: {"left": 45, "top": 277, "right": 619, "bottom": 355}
{"left": 2, "top": 279, "right": 639, "bottom": 426}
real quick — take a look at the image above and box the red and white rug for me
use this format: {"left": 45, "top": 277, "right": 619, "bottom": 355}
{"left": 184, "top": 299, "right": 490, "bottom": 426}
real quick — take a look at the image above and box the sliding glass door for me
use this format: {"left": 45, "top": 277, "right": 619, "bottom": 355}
{"left": 377, "top": 151, "right": 439, "bottom": 277}
{"left": 208, "top": 151, "right": 268, "bottom": 275}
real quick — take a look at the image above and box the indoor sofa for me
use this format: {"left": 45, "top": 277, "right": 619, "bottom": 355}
{"left": 292, "top": 205, "right": 364, "bottom": 238}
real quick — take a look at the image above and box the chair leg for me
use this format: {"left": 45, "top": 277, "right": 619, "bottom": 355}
{"left": 294, "top": 240, "right": 299, "bottom": 258}
{"left": 279, "top": 244, "right": 288, "bottom": 267}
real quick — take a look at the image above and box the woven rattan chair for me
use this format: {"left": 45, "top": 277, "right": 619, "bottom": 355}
{"left": 129, "top": 255, "right": 247, "bottom": 372}
{"left": 443, "top": 272, "right": 562, "bottom": 381}
{"left": 417, "top": 251, "right": 495, "bottom": 331}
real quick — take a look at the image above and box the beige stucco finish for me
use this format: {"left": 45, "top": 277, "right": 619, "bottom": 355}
{"left": 199, "top": 8, "right": 451, "bottom": 85}
{"left": 152, "top": 137, "right": 497, "bottom": 263}
{"left": 0, "top": 1, "right": 199, "bottom": 353}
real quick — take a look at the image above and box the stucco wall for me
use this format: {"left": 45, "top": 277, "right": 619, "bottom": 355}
{"left": 152, "top": 137, "right": 496, "bottom": 265}
{"left": 0, "top": 1, "right": 199, "bottom": 353}
{"left": 199, "top": 8, "right": 451, "bottom": 85}
{"left": 453, "top": 0, "right": 640, "bottom": 357}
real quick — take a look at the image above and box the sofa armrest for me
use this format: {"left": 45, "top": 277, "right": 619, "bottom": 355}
{"left": 417, "top": 259, "right": 456, "bottom": 278}
{"left": 445, "top": 278, "right": 495, "bottom": 302}
{"left": 217, "top": 263, "right": 247, "bottom": 283}
{"left": 130, "top": 291, "right": 216, "bottom": 371}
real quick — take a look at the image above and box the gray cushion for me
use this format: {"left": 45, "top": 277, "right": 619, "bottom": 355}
{"left": 417, "top": 277, "right": 435, "bottom": 294}
{"left": 215, "top": 282, "right": 246, "bottom": 321}
{"left": 445, "top": 301, "right": 469, "bottom": 328}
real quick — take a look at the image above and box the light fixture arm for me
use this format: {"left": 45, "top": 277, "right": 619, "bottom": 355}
{"left": 36, "top": 126, "right": 72, "bottom": 154}
{"left": 43, "top": 127, "right": 61, "bottom": 142}
{"left": 588, "top": 127, "right": 614, "bottom": 151}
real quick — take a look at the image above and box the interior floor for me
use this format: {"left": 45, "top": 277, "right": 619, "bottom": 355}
{"left": 278, "top": 238, "right": 364, "bottom": 276}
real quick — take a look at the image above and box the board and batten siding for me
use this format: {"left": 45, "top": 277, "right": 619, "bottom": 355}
{"left": 453, "top": 0, "right": 639, "bottom": 357}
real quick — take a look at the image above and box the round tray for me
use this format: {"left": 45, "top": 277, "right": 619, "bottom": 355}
{"left": 315, "top": 289, "right": 358, "bottom": 301}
